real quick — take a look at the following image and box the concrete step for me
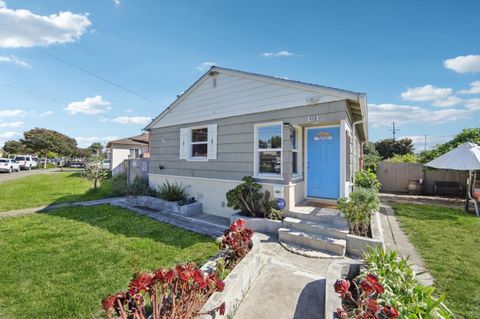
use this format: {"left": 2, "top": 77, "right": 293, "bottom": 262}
{"left": 286, "top": 207, "right": 347, "bottom": 227}
{"left": 283, "top": 217, "right": 348, "bottom": 239}
{"left": 278, "top": 227, "right": 346, "bottom": 257}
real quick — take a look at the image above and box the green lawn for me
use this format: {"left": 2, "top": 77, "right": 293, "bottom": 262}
{"left": 0, "top": 205, "right": 218, "bottom": 319}
{"left": 394, "top": 203, "right": 480, "bottom": 319}
{"left": 0, "top": 172, "right": 112, "bottom": 211}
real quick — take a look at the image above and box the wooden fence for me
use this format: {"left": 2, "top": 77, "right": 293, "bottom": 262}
{"left": 377, "top": 162, "right": 468, "bottom": 194}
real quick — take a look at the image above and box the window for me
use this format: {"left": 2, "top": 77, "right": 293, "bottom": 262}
{"left": 291, "top": 126, "right": 303, "bottom": 177}
{"left": 179, "top": 125, "right": 217, "bottom": 161}
{"left": 191, "top": 127, "right": 208, "bottom": 158}
{"left": 255, "top": 123, "right": 282, "bottom": 177}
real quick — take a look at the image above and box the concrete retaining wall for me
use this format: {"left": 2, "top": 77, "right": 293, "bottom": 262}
{"left": 199, "top": 235, "right": 265, "bottom": 318}
{"left": 230, "top": 213, "right": 283, "bottom": 234}
{"left": 345, "top": 212, "right": 384, "bottom": 259}
{"left": 126, "top": 195, "right": 202, "bottom": 217}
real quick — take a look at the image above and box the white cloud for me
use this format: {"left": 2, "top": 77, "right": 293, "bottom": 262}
{"left": 261, "top": 50, "right": 302, "bottom": 58}
{"left": 75, "top": 136, "right": 118, "bottom": 148}
{"left": 38, "top": 110, "right": 54, "bottom": 117}
{"left": 0, "top": 54, "right": 31, "bottom": 67}
{"left": 197, "top": 62, "right": 216, "bottom": 71}
{"left": 113, "top": 0, "right": 120, "bottom": 6}
{"left": 0, "top": 131, "right": 20, "bottom": 145}
{"left": 444, "top": 55, "right": 480, "bottom": 73}
{"left": 111, "top": 116, "right": 151, "bottom": 125}
{"left": 0, "top": 121, "right": 23, "bottom": 128}
{"left": 432, "top": 96, "right": 462, "bottom": 107}
{"left": 0, "top": 109, "right": 27, "bottom": 117}
{"left": 65, "top": 96, "right": 111, "bottom": 115}
{"left": 465, "top": 98, "right": 480, "bottom": 111}
{"left": 125, "top": 108, "right": 134, "bottom": 113}
{"left": 368, "top": 103, "right": 473, "bottom": 128}
{"left": 0, "top": 1, "right": 91, "bottom": 48}
{"left": 401, "top": 85, "right": 452, "bottom": 102}
{"left": 458, "top": 81, "right": 480, "bottom": 94}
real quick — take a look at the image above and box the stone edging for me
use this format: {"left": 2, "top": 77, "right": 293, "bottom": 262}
{"left": 230, "top": 213, "right": 283, "bottom": 234}
{"left": 126, "top": 195, "right": 202, "bottom": 217}
{"left": 345, "top": 211, "right": 385, "bottom": 258}
{"left": 198, "top": 235, "right": 265, "bottom": 318}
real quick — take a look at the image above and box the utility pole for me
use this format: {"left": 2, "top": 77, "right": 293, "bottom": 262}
{"left": 389, "top": 122, "right": 399, "bottom": 141}
{"left": 424, "top": 135, "right": 427, "bottom": 152}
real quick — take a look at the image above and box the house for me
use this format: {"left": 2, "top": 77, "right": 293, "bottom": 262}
{"left": 107, "top": 133, "right": 150, "bottom": 171}
{"left": 145, "top": 67, "right": 367, "bottom": 218}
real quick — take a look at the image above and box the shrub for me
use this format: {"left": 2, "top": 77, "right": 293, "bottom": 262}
{"left": 261, "top": 199, "right": 283, "bottom": 220}
{"left": 125, "top": 176, "right": 155, "bottom": 196}
{"left": 361, "top": 248, "right": 453, "bottom": 318}
{"left": 337, "top": 188, "right": 380, "bottom": 236}
{"left": 111, "top": 173, "right": 128, "bottom": 196}
{"left": 226, "top": 176, "right": 263, "bottom": 217}
{"left": 388, "top": 153, "right": 419, "bottom": 163}
{"left": 157, "top": 180, "right": 188, "bottom": 202}
{"left": 102, "top": 263, "right": 225, "bottom": 319}
{"left": 355, "top": 169, "right": 381, "bottom": 191}
{"left": 220, "top": 219, "right": 253, "bottom": 268}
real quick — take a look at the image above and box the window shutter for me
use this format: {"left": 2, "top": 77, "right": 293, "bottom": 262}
{"left": 207, "top": 124, "right": 217, "bottom": 160}
{"left": 179, "top": 128, "right": 188, "bottom": 159}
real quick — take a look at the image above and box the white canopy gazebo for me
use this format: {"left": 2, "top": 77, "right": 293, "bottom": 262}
{"left": 425, "top": 142, "right": 480, "bottom": 216}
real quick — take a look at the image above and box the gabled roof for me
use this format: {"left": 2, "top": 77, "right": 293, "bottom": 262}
{"left": 107, "top": 133, "right": 149, "bottom": 148}
{"left": 144, "top": 66, "right": 367, "bottom": 138}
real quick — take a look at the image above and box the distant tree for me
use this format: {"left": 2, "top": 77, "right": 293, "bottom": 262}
{"left": 362, "top": 142, "right": 382, "bottom": 172}
{"left": 88, "top": 142, "right": 104, "bottom": 158}
{"left": 419, "top": 127, "right": 480, "bottom": 163}
{"left": 21, "top": 128, "right": 77, "bottom": 168}
{"left": 374, "top": 138, "right": 414, "bottom": 160}
{"left": 388, "top": 153, "right": 419, "bottom": 163}
{"left": 2, "top": 140, "right": 28, "bottom": 155}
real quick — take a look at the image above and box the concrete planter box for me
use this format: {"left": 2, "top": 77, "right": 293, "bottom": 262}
{"left": 230, "top": 212, "right": 283, "bottom": 234}
{"left": 126, "top": 195, "right": 202, "bottom": 217}
{"left": 198, "top": 235, "right": 265, "bottom": 318}
{"left": 345, "top": 211, "right": 384, "bottom": 259}
{"left": 324, "top": 261, "right": 362, "bottom": 319}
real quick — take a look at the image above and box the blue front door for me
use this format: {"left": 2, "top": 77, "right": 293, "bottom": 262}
{"left": 307, "top": 127, "right": 340, "bottom": 199}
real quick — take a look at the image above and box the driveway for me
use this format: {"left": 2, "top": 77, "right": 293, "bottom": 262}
{"left": 0, "top": 168, "right": 78, "bottom": 183}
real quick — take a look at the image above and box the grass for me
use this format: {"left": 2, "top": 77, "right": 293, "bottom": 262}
{"left": 0, "top": 172, "right": 112, "bottom": 211}
{"left": 393, "top": 203, "right": 480, "bottom": 319}
{"left": 0, "top": 205, "right": 218, "bottom": 319}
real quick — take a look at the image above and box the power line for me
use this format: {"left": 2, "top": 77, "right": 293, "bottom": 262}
{"left": 35, "top": 48, "right": 161, "bottom": 106}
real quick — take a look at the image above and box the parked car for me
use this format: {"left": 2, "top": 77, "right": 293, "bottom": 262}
{"left": 0, "top": 158, "right": 20, "bottom": 173}
{"left": 67, "top": 161, "right": 85, "bottom": 168}
{"left": 101, "top": 160, "right": 111, "bottom": 170}
{"left": 14, "top": 155, "right": 37, "bottom": 170}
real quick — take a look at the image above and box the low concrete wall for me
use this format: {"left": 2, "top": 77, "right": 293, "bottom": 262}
{"left": 324, "top": 261, "right": 362, "bottom": 319}
{"left": 126, "top": 195, "right": 202, "bottom": 217}
{"left": 230, "top": 213, "right": 283, "bottom": 234}
{"left": 198, "top": 235, "right": 265, "bottom": 318}
{"left": 345, "top": 212, "right": 384, "bottom": 259}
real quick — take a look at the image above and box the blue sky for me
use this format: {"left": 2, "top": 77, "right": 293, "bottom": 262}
{"left": 0, "top": 0, "right": 479, "bottom": 150}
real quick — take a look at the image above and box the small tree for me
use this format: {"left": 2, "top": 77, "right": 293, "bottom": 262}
{"left": 82, "top": 162, "right": 109, "bottom": 190}
{"left": 374, "top": 138, "right": 414, "bottom": 160}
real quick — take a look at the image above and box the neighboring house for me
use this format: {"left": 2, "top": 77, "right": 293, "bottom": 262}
{"left": 145, "top": 67, "right": 368, "bottom": 217}
{"left": 107, "top": 133, "right": 150, "bottom": 171}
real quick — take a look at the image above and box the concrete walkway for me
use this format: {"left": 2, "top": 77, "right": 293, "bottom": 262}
{"left": 234, "top": 233, "right": 336, "bottom": 319}
{"left": 379, "top": 203, "right": 434, "bottom": 286}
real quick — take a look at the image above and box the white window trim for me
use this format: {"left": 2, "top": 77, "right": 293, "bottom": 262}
{"left": 292, "top": 125, "right": 303, "bottom": 179}
{"left": 253, "top": 121, "right": 284, "bottom": 180}
{"left": 188, "top": 125, "right": 209, "bottom": 161}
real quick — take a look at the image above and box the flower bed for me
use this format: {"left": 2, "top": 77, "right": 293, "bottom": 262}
{"left": 101, "top": 219, "right": 263, "bottom": 319}
{"left": 345, "top": 211, "right": 384, "bottom": 258}
{"left": 126, "top": 195, "right": 202, "bottom": 217}
{"left": 329, "top": 248, "right": 453, "bottom": 319}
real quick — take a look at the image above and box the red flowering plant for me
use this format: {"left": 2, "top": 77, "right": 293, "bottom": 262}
{"left": 220, "top": 219, "right": 254, "bottom": 268}
{"left": 334, "top": 274, "right": 399, "bottom": 319}
{"left": 102, "top": 263, "right": 225, "bottom": 319}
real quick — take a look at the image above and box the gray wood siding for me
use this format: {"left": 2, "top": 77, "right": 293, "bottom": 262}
{"left": 149, "top": 100, "right": 349, "bottom": 181}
